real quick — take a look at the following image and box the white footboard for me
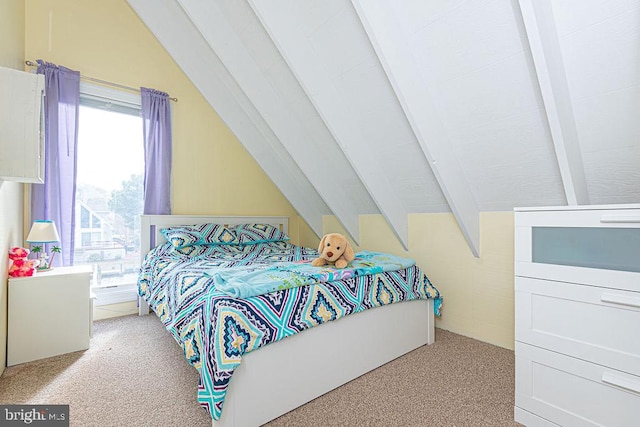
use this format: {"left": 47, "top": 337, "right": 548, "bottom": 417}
{"left": 213, "top": 298, "right": 435, "bottom": 427}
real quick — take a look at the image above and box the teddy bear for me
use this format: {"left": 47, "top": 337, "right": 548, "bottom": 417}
{"left": 8, "top": 247, "right": 39, "bottom": 277}
{"left": 311, "top": 233, "right": 355, "bottom": 269}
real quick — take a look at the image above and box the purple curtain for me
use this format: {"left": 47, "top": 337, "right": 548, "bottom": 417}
{"left": 32, "top": 60, "right": 80, "bottom": 267}
{"left": 141, "top": 88, "right": 172, "bottom": 215}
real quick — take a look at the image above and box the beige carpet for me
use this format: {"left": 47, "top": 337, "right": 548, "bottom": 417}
{"left": 0, "top": 314, "right": 519, "bottom": 426}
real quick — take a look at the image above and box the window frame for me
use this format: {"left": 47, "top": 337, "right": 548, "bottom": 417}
{"left": 79, "top": 81, "right": 142, "bottom": 115}
{"left": 78, "top": 82, "right": 143, "bottom": 307}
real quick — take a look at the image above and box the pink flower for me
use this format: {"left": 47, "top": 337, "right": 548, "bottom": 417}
{"left": 9, "top": 246, "right": 30, "bottom": 260}
{"left": 7, "top": 250, "right": 37, "bottom": 277}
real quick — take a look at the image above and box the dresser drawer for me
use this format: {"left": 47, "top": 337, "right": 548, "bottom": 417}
{"left": 515, "top": 206, "right": 640, "bottom": 292}
{"left": 516, "top": 277, "right": 640, "bottom": 376}
{"left": 516, "top": 342, "right": 640, "bottom": 427}
{"left": 515, "top": 206, "right": 640, "bottom": 228}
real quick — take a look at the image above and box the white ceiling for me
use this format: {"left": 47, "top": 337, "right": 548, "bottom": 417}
{"left": 126, "top": 0, "right": 640, "bottom": 255}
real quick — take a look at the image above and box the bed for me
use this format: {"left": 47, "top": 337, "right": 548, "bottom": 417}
{"left": 138, "top": 214, "right": 442, "bottom": 426}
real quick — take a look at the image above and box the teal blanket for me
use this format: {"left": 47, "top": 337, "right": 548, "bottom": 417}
{"left": 206, "top": 250, "right": 415, "bottom": 298}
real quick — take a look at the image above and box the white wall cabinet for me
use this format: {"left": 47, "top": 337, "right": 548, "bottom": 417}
{"left": 7, "top": 265, "right": 93, "bottom": 366}
{"left": 514, "top": 204, "right": 640, "bottom": 427}
{"left": 0, "top": 65, "right": 45, "bottom": 183}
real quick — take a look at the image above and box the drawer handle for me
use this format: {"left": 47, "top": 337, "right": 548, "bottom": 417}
{"left": 601, "top": 294, "right": 640, "bottom": 309}
{"left": 602, "top": 372, "right": 640, "bottom": 395}
{"left": 600, "top": 214, "right": 640, "bottom": 223}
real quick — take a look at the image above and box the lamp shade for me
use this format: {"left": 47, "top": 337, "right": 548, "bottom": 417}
{"left": 26, "top": 220, "right": 60, "bottom": 243}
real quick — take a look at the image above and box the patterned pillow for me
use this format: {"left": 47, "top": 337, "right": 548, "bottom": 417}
{"left": 234, "top": 223, "right": 289, "bottom": 245}
{"left": 161, "top": 223, "right": 237, "bottom": 249}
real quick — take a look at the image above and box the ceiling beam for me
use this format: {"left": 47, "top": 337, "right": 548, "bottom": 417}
{"left": 174, "top": 0, "right": 364, "bottom": 244}
{"left": 126, "top": 0, "right": 329, "bottom": 236}
{"left": 248, "top": 0, "right": 411, "bottom": 250}
{"left": 518, "top": 0, "right": 589, "bottom": 205}
{"left": 352, "top": 0, "right": 480, "bottom": 257}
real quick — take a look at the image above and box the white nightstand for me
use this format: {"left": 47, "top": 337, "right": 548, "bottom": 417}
{"left": 7, "top": 265, "right": 93, "bottom": 366}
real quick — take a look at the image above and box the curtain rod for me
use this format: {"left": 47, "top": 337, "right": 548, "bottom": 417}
{"left": 25, "top": 60, "right": 178, "bottom": 102}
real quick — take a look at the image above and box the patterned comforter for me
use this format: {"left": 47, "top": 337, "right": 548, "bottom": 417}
{"left": 138, "top": 241, "right": 442, "bottom": 420}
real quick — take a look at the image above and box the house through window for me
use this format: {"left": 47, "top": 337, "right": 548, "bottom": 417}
{"left": 74, "top": 83, "right": 144, "bottom": 305}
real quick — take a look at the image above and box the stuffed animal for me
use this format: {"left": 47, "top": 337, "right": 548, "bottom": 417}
{"left": 311, "top": 233, "right": 355, "bottom": 269}
{"left": 8, "top": 247, "right": 39, "bottom": 277}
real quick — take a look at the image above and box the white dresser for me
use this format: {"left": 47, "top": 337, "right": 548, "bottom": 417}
{"left": 514, "top": 204, "right": 640, "bottom": 427}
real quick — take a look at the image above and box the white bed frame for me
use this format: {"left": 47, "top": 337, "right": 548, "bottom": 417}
{"left": 139, "top": 215, "right": 435, "bottom": 427}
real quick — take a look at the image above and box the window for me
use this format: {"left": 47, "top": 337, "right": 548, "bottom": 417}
{"left": 80, "top": 206, "right": 90, "bottom": 228}
{"left": 74, "top": 83, "right": 144, "bottom": 305}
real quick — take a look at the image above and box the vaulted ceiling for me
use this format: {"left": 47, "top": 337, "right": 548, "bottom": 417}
{"left": 126, "top": 0, "right": 640, "bottom": 255}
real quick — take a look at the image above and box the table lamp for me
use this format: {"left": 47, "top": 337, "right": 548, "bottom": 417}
{"left": 26, "top": 220, "right": 61, "bottom": 270}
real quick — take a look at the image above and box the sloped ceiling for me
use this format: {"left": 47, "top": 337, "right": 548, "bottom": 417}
{"left": 126, "top": 0, "right": 640, "bottom": 255}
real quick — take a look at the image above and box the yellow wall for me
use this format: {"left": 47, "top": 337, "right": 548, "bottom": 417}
{"left": 323, "top": 212, "right": 515, "bottom": 350}
{"left": 0, "top": 0, "right": 26, "bottom": 375}
{"left": 296, "top": 215, "right": 320, "bottom": 249}
{"left": 24, "top": 0, "right": 304, "bottom": 243}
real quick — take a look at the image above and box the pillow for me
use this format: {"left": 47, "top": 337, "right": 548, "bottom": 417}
{"left": 234, "top": 223, "right": 289, "bottom": 245}
{"left": 168, "top": 242, "right": 251, "bottom": 258}
{"left": 161, "top": 223, "right": 237, "bottom": 249}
